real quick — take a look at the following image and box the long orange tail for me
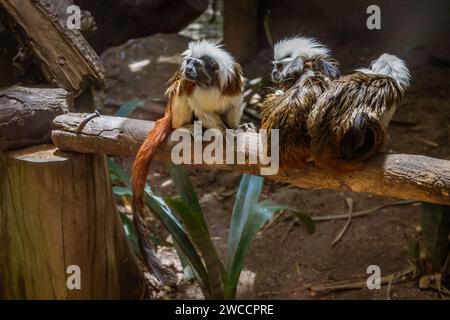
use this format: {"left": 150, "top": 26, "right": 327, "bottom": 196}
{"left": 131, "top": 106, "right": 172, "bottom": 283}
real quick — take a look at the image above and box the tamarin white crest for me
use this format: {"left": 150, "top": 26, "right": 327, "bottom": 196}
{"left": 131, "top": 40, "right": 243, "bottom": 282}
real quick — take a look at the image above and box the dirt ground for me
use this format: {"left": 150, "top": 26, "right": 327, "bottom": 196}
{"left": 103, "top": 21, "right": 450, "bottom": 299}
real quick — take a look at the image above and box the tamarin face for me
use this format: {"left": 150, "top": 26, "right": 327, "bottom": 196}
{"left": 271, "top": 55, "right": 305, "bottom": 85}
{"left": 271, "top": 36, "right": 339, "bottom": 89}
{"left": 183, "top": 55, "right": 220, "bottom": 87}
{"left": 180, "top": 40, "right": 239, "bottom": 91}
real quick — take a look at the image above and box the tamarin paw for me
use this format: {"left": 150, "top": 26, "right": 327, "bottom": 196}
{"left": 237, "top": 122, "right": 257, "bottom": 132}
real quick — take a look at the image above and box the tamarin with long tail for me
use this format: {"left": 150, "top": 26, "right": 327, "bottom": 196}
{"left": 307, "top": 53, "right": 411, "bottom": 171}
{"left": 261, "top": 36, "right": 340, "bottom": 168}
{"left": 131, "top": 40, "right": 243, "bottom": 282}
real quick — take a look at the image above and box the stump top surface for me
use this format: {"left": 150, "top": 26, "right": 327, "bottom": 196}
{"left": 6, "top": 144, "right": 76, "bottom": 163}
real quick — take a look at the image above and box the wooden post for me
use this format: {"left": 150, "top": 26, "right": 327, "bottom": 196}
{"left": 0, "top": 145, "right": 145, "bottom": 299}
{"left": 224, "top": 0, "right": 259, "bottom": 62}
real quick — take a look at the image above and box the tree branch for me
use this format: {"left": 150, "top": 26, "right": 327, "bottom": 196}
{"left": 52, "top": 113, "right": 450, "bottom": 206}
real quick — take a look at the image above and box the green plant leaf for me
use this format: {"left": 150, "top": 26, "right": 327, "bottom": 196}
{"left": 112, "top": 186, "right": 132, "bottom": 196}
{"left": 225, "top": 199, "right": 280, "bottom": 298}
{"left": 168, "top": 163, "right": 227, "bottom": 297}
{"left": 107, "top": 158, "right": 210, "bottom": 292}
{"left": 167, "top": 164, "right": 203, "bottom": 216}
{"left": 114, "top": 100, "right": 144, "bottom": 117}
{"left": 166, "top": 197, "right": 225, "bottom": 299}
{"left": 224, "top": 174, "right": 264, "bottom": 298}
{"left": 173, "top": 241, "right": 195, "bottom": 281}
{"left": 247, "top": 200, "right": 315, "bottom": 235}
{"left": 119, "top": 212, "right": 141, "bottom": 256}
{"left": 143, "top": 189, "right": 211, "bottom": 293}
{"left": 226, "top": 174, "right": 264, "bottom": 268}
{"left": 224, "top": 175, "right": 314, "bottom": 299}
{"left": 108, "top": 158, "right": 131, "bottom": 187}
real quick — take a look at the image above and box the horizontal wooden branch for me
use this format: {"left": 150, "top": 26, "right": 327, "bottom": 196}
{"left": 52, "top": 113, "right": 450, "bottom": 205}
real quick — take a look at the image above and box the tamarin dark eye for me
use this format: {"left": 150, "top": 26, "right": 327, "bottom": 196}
{"left": 273, "top": 62, "right": 283, "bottom": 71}
{"left": 200, "top": 56, "right": 218, "bottom": 70}
{"left": 210, "top": 62, "right": 219, "bottom": 70}
{"left": 186, "top": 57, "right": 202, "bottom": 67}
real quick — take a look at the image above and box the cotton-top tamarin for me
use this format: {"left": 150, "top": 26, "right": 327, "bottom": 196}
{"left": 131, "top": 40, "right": 243, "bottom": 282}
{"left": 261, "top": 36, "right": 340, "bottom": 168}
{"left": 307, "top": 53, "right": 411, "bottom": 171}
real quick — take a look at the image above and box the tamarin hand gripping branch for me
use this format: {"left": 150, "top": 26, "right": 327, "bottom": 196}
{"left": 261, "top": 36, "right": 340, "bottom": 168}
{"left": 131, "top": 40, "right": 243, "bottom": 282}
{"left": 307, "top": 53, "right": 410, "bottom": 171}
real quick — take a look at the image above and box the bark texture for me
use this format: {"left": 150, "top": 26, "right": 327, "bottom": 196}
{"left": 0, "top": 85, "right": 72, "bottom": 151}
{"left": 52, "top": 113, "right": 450, "bottom": 206}
{"left": 0, "top": 0, "right": 104, "bottom": 96}
{"left": 0, "top": 145, "right": 145, "bottom": 299}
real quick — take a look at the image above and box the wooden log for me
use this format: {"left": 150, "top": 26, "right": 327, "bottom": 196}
{"left": 224, "top": 0, "right": 259, "bottom": 62}
{"left": 0, "top": 145, "right": 145, "bottom": 299}
{"left": 0, "top": 85, "right": 72, "bottom": 151}
{"left": 0, "top": 0, "right": 104, "bottom": 96}
{"left": 52, "top": 113, "right": 450, "bottom": 206}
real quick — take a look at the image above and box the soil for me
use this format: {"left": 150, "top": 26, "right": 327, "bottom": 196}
{"left": 102, "top": 25, "right": 450, "bottom": 300}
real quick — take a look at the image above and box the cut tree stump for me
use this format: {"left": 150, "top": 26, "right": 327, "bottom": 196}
{"left": 0, "top": 0, "right": 104, "bottom": 96}
{"left": 0, "top": 145, "right": 145, "bottom": 299}
{"left": 0, "top": 85, "right": 72, "bottom": 151}
{"left": 51, "top": 113, "right": 450, "bottom": 206}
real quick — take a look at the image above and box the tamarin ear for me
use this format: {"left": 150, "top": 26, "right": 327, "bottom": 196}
{"left": 316, "top": 57, "right": 340, "bottom": 79}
